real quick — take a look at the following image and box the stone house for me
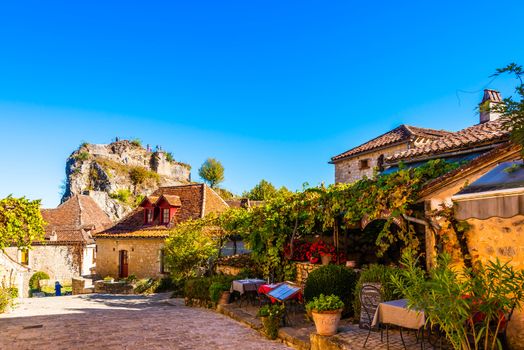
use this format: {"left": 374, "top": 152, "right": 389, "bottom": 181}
{"left": 95, "top": 183, "right": 229, "bottom": 279}
{"left": 331, "top": 89, "right": 508, "bottom": 183}
{"left": 3, "top": 195, "right": 112, "bottom": 294}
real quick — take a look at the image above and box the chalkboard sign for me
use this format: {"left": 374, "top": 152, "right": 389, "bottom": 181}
{"left": 267, "top": 283, "right": 301, "bottom": 302}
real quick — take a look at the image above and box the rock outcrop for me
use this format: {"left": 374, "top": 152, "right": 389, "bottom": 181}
{"left": 62, "top": 141, "right": 191, "bottom": 221}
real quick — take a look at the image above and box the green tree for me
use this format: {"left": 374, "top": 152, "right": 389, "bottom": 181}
{"left": 198, "top": 158, "right": 224, "bottom": 188}
{"left": 0, "top": 196, "right": 46, "bottom": 250}
{"left": 492, "top": 63, "right": 524, "bottom": 150}
{"left": 244, "top": 179, "right": 277, "bottom": 200}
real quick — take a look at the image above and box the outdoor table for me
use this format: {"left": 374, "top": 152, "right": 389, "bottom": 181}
{"left": 230, "top": 279, "right": 266, "bottom": 295}
{"left": 372, "top": 298, "right": 425, "bottom": 350}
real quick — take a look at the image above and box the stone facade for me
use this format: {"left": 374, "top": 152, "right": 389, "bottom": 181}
{"left": 295, "top": 262, "right": 321, "bottom": 287}
{"left": 95, "top": 237, "right": 167, "bottom": 279}
{"left": 466, "top": 215, "right": 524, "bottom": 270}
{"left": 334, "top": 143, "right": 408, "bottom": 183}
{"left": 4, "top": 244, "right": 83, "bottom": 285}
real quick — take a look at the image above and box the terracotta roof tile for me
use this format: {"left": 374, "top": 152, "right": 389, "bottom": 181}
{"left": 331, "top": 125, "right": 451, "bottom": 162}
{"left": 41, "top": 195, "right": 112, "bottom": 244}
{"left": 97, "top": 184, "right": 229, "bottom": 238}
{"left": 385, "top": 120, "right": 510, "bottom": 163}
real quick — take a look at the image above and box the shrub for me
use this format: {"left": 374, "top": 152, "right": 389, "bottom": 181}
{"left": 392, "top": 252, "right": 524, "bottom": 350}
{"left": 185, "top": 277, "right": 213, "bottom": 302}
{"left": 129, "top": 166, "right": 159, "bottom": 187}
{"left": 165, "top": 152, "right": 174, "bottom": 162}
{"left": 257, "top": 304, "right": 285, "bottom": 340}
{"left": 209, "top": 282, "right": 229, "bottom": 303}
{"left": 130, "top": 138, "right": 142, "bottom": 147}
{"left": 29, "top": 271, "right": 50, "bottom": 290}
{"left": 103, "top": 276, "right": 114, "bottom": 282}
{"left": 306, "top": 294, "right": 344, "bottom": 312}
{"left": 109, "top": 189, "right": 132, "bottom": 204}
{"left": 7, "top": 287, "right": 18, "bottom": 299}
{"left": 304, "top": 265, "right": 357, "bottom": 316}
{"left": 353, "top": 264, "right": 402, "bottom": 319}
{"left": 74, "top": 151, "right": 90, "bottom": 162}
{"left": 134, "top": 278, "right": 161, "bottom": 294}
{"left": 0, "top": 288, "right": 10, "bottom": 313}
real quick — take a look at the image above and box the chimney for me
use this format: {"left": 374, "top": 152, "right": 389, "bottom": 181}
{"left": 479, "top": 89, "right": 503, "bottom": 123}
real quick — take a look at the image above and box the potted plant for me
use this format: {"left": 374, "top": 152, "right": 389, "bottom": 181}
{"left": 307, "top": 241, "right": 335, "bottom": 265}
{"left": 306, "top": 294, "right": 344, "bottom": 336}
{"left": 257, "top": 304, "right": 285, "bottom": 340}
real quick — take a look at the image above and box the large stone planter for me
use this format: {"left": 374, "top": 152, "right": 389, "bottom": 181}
{"left": 311, "top": 309, "right": 342, "bottom": 336}
{"left": 218, "top": 291, "right": 231, "bottom": 305}
{"left": 507, "top": 308, "right": 524, "bottom": 350}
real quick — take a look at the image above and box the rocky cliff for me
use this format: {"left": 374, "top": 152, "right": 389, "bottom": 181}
{"left": 62, "top": 140, "right": 191, "bottom": 221}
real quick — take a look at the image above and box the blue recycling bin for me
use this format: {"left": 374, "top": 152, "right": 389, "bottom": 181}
{"left": 55, "top": 281, "right": 62, "bottom": 296}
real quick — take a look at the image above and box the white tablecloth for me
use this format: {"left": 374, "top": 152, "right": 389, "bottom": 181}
{"left": 371, "top": 298, "right": 425, "bottom": 330}
{"left": 230, "top": 279, "right": 266, "bottom": 295}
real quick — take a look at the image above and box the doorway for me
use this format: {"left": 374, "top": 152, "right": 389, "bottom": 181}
{"left": 119, "top": 250, "right": 128, "bottom": 278}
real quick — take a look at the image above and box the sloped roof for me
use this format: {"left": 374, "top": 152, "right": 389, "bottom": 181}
{"left": 96, "top": 183, "right": 229, "bottom": 238}
{"left": 40, "top": 195, "right": 112, "bottom": 244}
{"left": 386, "top": 120, "right": 510, "bottom": 164}
{"left": 331, "top": 125, "right": 451, "bottom": 162}
{"left": 157, "top": 195, "right": 182, "bottom": 207}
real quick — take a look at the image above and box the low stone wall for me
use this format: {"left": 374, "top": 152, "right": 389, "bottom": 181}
{"left": 94, "top": 280, "right": 134, "bottom": 294}
{"left": 215, "top": 264, "right": 243, "bottom": 276}
{"left": 295, "top": 262, "right": 322, "bottom": 287}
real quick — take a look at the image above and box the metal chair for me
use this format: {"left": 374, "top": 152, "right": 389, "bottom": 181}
{"left": 360, "top": 284, "right": 383, "bottom": 348}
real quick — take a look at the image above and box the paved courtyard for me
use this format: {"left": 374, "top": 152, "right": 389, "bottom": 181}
{"left": 0, "top": 293, "right": 292, "bottom": 350}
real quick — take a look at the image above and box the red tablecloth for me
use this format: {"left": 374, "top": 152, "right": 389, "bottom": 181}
{"left": 258, "top": 283, "right": 303, "bottom": 303}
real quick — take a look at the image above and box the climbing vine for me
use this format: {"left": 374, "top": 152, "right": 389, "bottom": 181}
{"left": 165, "top": 159, "right": 461, "bottom": 281}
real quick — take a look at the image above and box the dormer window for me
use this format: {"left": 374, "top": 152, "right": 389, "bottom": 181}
{"left": 145, "top": 209, "right": 153, "bottom": 224}
{"left": 162, "top": 208, "right": 170, "bottom": 224}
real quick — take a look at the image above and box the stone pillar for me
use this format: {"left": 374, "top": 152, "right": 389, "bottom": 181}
{"left": 72, "top": 277, "right": 85, "bottom": 295}
{"left": 507, "top": 308, "right": 524, "bottom": 350}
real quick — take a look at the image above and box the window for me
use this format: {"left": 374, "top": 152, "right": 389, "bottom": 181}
{"left": 162, "top": 208, "right": 170, "bottom": 224}
{"left": 377, "top": 154, "right": 385, "bottom": 172}
{"left": 20, "top": 249, "right": 29, "bottom": 265}
{"left": 359, "top": 159, "right": 370, "bottom": 170}
{"left": 145, "top": 209, "right": 153, "bottom": 224}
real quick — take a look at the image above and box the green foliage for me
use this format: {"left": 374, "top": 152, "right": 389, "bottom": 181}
{"left": 0, "top": 288, "right": 11, "bottom": 313}
{"left": 492, "top": 63, "right": 524, "bottom": 152}
{"left": 304, "top": 265, "right": 357, "bottom": 315}
{"left": 184, "top": 275, "right": 234, "bottom": 303}
{"left": 257, "top": 304, "right": 285, "bottom": 340}
{"left": 7, "top": 287, "right": 18, "bottom": 299}
{"left": 0, "top": 196, "right": 46, "bottom": 250}
{"left": 74, "top": 151, "right": 90, "bottom": 162}
{"left": 214, "top": 187, "right": 236, "bottom": 200}
{"left": 79, "top": 141, "right": 89, "bottom": 149}
{"left": 29, "top": 271, "right": 50, "bottom": 290}
{"left": 134, "top": 278, "right": 162, "bottom": 294}
{"left": 109, "top": 189, "right": 143, "bottom": 207}
{"left": 164, "top": 219, "right": 220, "bottom": 282}
{"left": 130, "top": 138, "right": 142, "bottom": 147}
{"left": 353, "top": 264, "right": 402, "bottom": 319}
{"left": 198, "top": 158, "right": 225, "bottom": 188}
{"left": 129, "top": 166, "right": 159, "bottom": 187}
{"left": 391, "top": 251, "right": 524, "bottom": 350}
{"left": 103, "top": 276, "right": 113, "bottom": 282}
{"left": 209, "top": 281, "right": 230, "bottom": 303}
{"left": 178, "top": 162, "right": 192, "bottom": 171}
{"left": 244, "top": 180, "right": 277, "bottom": 200}
{"left": 306, "top": 294, "right": 344, "bottom": 312}
{"left": 165, "top": 152, "right": 174, "bottom": 162}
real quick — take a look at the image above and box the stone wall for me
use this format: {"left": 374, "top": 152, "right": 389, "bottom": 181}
{"left": 95, "top": 237, "right": 166, "bottom": 279}
{"left": 334, "top": 143, "right": 408, "bottom": 183}
{"left": 94, "top": 280, "right": 134, "bottom": 294}
{"left": 4, "top": 244, "right": 81, "bottom": 285}
{"left": 466, "top": 215, "right": 524, "bottom": 270}
{"left": 295, "top": 262, "right": 322, "bottom": 287}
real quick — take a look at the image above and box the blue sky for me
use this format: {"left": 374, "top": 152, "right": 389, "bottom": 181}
{"left": 0, "top": 1, "right": 522, "bottom": 207}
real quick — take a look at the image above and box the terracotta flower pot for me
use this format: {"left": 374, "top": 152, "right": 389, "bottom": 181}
{"left": 311, "top": 309, "right": 342, "bottom": 336}
{"left": 321, "top": 255, "right": 331, "bottom": 265}
{"left": 218, "top": 291, "right": 231, "bottom": 305}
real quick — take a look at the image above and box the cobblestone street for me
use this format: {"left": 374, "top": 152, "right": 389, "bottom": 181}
{"left": 0, "top": 294, "right": 291, "bottom": 350}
